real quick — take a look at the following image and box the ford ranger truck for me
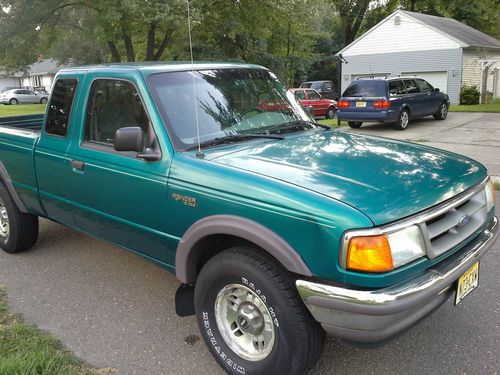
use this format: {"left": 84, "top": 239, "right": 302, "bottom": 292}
{"left": 0, "top": 63, "right": 497, "bottom": 375}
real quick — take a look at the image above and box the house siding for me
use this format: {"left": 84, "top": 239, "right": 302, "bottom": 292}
{"left": 342, "top": 12, "right": 462, "bottom": 56}
{"left": 462, "top": 49, "right": 500, "bottom": 97}
{"left": 340, "top": 49, "right": 463, "bottom": 104}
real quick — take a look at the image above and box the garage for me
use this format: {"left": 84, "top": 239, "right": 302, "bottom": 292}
{"left": 401, "top": 71, "right": 448, "bottom": 93}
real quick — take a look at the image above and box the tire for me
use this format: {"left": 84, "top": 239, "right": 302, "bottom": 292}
{"left": 348, "top": 121, "right": 362, "bottom": 128}
{"left": 40, "top": 97, "right": 48, "bottom": 104}
{"left": 433, "top": 101, "right": 448, "bottom": 120}
{"left": 195, "top": 247, "right": 324, "bottom": 375}
{"left": 0, "top": 182, "right": 38, "bottom": 253}
{"left": 394, "top": 109, "right": 410, "bottom": 130}
{"left": 9, "top": 98, "right": 18, "bottom": 105}
{"left": 325, "top": 107, "right": 335, "bottom": 119}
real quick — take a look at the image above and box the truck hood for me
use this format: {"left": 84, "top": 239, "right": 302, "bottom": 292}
{"left": 206, "top": 130, "right": 486, "bottom": 225}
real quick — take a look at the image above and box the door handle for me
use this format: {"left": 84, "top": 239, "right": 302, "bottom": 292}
{"left": 71, "top": 159, "right": 85, "bottom": 171}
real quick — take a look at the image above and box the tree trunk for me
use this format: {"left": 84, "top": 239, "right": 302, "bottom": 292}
{"left": 122, "top": 28, "right": 135, "bottom": 62}
{"left": 153, "top": 30, "right": 173, "bottom": 61}
{"left": 146, "top": 21, "right": 157, "bottom": 61}
{"left": 107, "top": 41, "right": 121, "bottom": 62}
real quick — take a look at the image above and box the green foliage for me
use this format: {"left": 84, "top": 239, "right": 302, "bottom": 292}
{"left": 459, "top": 85, "right": 480, "bottom": 105}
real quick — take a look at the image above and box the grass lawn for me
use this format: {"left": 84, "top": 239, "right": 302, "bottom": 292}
{"left": 0, "top": 285, "right": 114, "bottom": 375}
{"left": 449, "top": 99, "right": 500, "bottom": 113}
{"left": 317, "top": 118, "right": 347, "bottom": 128}
{"left": 0, "top": 104, "right": 46, "bottom": 117}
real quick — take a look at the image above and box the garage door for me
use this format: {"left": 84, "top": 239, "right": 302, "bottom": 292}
{"left": 401, "top": 71, "right": 448, "bottom": 93}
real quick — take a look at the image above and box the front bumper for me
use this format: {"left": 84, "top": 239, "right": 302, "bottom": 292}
{"left": 296, "top": 216, "right": 498, "bottom": 343}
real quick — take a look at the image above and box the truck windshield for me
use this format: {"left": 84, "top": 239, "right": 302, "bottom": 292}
{"left": 147, "top": 68, "right": 312, "bottom": 150}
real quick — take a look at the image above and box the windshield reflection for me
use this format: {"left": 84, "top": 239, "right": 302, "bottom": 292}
{"left": 147, "top": 68, "right": 312, "bottom": 150}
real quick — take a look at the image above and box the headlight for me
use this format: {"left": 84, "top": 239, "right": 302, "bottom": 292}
{"left": 485, "top": 177, "right": 496, "bottom": 212}
{"left": 344, "top": 225, "right": 426, "bottom": 273}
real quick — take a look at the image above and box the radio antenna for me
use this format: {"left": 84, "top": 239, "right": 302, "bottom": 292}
{"left": 187, "top": 0, "right": 203, "bottom": 158}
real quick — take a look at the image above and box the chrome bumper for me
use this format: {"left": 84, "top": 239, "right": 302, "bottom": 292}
{"left": 297, "top": 216, "right": 498, "bottom": 343}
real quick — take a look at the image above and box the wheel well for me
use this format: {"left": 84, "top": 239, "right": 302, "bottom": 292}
{"left": 193, "top": 234, "right": 272, "bottom": 277}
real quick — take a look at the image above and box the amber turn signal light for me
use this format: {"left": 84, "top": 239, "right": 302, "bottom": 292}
{"left": 347, "top": 235, "right": 394, "bottom": 272}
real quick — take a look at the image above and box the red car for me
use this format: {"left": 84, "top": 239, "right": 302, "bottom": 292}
{"left": 290, "top": 88, "right": 338, "bottom": 119}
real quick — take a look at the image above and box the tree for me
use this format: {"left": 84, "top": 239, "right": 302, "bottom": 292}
{"left": 331, "top": 0, "right": 371, "bottom": 46}
{"left": 0, "top": 0, "right": 186, "bottom": 70}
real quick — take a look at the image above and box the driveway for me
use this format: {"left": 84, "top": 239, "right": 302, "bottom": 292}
{"left": 342, "top": 112, "right": 500, "bottom": 178}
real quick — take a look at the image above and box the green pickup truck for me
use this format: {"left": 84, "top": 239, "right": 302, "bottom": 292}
{"left": 0, "top": 63, "right": 497, "bottom": 375}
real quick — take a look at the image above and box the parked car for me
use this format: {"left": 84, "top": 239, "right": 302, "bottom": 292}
{"left": 0, "top": 63, "right": 497, "bottom": 375}
{"left": 0, "top": 89, "right": 49, "bottom": 105}
{"left": 337, "top": 77, "right": 450, "bottom": 130}
{"left": 290, "top": 88, "right": 338, "bottom": 119}
{"left": 300, "top": 80, "right": 336, "bottom": 99}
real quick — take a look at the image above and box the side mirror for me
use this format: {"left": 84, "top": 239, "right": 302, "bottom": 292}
{"left": 434, "top": 88, "right": 440, "bottom": 93}
{"left": 114, "top": 126, "right": 143, "bottom": 152}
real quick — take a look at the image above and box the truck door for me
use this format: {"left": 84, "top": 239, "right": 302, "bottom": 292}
{"left": 64, "top": 76, "right": 176, "bottom": 267}
{"left": 35, "top": 77, "right": 81, "bottom": 225}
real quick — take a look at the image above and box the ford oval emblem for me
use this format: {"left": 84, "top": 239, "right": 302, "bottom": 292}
{"left": 457, "top": 214, "right": 470, "bottom": 227}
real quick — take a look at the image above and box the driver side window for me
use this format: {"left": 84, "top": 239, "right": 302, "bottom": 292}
{"left": 84, "top": 79, "right": 151, "bottom": 147}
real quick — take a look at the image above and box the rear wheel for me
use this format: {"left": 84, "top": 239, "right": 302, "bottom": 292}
{"left": 325, "top": 107, "right": 335, "bottom": 119}
{"left": 195, "top": 247, "right": 324, "bottom": 375}
{"left": 9, "top": 98, "right": 18, "bottom": 105}
{"left": 433, "top": 101, "right": 448, "bottom": 120}
{"left": 394, "top": 109, "right": 409, "bottom": 130}
{"left": 0, "top": 183, "right": 38, "bottom": 253}
{"left": 348, "top": 121, "right": 362, "bottom": 128}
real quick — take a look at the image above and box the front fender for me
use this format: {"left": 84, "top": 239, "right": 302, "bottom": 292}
{"left": 175, "top": 214, "right": 313, "bottom": 284}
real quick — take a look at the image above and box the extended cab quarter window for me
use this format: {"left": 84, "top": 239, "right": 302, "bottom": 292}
{"left": 45, "top": 78, "right": 78, "bottom": 136}
{"left": 84, "top": 79, "right": 151, "bottom": 147}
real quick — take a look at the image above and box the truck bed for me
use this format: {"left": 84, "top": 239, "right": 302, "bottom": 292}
{"left": 0, "top": 114, "right": 44, "bottom": 131}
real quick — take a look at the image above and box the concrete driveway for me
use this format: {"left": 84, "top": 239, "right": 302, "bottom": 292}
{"left": 342, "top": 112, "right": 500, "bottom": 178}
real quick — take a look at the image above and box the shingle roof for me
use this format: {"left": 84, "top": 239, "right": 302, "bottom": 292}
{"left": 400, "top": 10, "right": 500, "bottom": 49}
{"left": 28, "top": 59, "right": 64, "bottom": 75}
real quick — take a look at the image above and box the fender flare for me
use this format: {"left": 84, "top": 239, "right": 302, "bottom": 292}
{"left": 0, "top": 162, "right": 28, "bottom": 213}
{"left": 175, "top": 215, "right": 313, "bottom": 284}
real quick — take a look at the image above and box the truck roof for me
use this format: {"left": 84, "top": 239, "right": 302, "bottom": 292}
{"left": 58, "top": 62, "right": 266, "bottom": 76}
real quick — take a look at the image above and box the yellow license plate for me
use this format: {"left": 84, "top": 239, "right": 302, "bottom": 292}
{"left": 455, "top": 262, "right": 479, "bottom": 305}
{"left": 356, "top": 101, "right": 366, "bottom": 107}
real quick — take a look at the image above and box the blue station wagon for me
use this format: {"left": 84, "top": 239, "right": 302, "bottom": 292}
{"left": 337, "top": 77, "right": 450, "bottom": 130}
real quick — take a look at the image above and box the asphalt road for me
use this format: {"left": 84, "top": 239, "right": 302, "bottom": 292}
{"left": 0, "top": 113, "right": 499, "bottom": 375}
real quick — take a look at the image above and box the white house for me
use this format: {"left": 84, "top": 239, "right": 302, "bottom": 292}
{"left": 0, "top": 71, "right": 22, "bottom": 92}
{"left": 21, "top": 59, "right": 64, "bottom": 91}
{"left": 338, "top": 10, "right": 500, "bottom": 104}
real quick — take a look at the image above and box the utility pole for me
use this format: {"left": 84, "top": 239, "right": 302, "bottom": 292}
{"left": 336, "top": 53, "right": 348, "bottom": 127}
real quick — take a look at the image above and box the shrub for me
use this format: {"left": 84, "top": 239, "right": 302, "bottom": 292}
{"left": 460, "top": 85, "right": 480, "bottom": 105}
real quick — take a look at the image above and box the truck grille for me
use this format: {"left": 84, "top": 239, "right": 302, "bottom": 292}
{"left": 420, "top": 186, "right": 488, "bottom": 259}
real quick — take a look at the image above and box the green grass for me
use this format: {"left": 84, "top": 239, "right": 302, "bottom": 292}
{"left": 0, "top": 285, "right": 113, "bottom": 375}
{"left": 0, "top": 104, "right": 46, "bottom": 117}
{"left": 449, "top": 98, "right": 500, "bottom": 113}
{"left": 494, "top": 182, "right": 500, "bottom": 191}
{"left": 317, "top": 118, "right": 347, "bottom": 128}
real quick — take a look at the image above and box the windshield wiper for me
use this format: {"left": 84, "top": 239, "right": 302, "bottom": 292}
{"left": 185, "top": 133, "right": 284, "bottom": 151}
{"left": 261, "top": 120, "right": 328, "bottom": 135}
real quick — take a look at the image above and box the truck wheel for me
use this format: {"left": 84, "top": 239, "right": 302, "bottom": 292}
{"left": 9, "top": 98, "right": 18, "bottom": 105}
{"left": 0, "top": 183, "right": 38, "bottom": 253}
{"left": 195, "top": 247, "right": 324, "bottom": 375}
{"left": 433, "top": 101, "right": 448, "bottom": 120}
{"left": 394, "top": 109, "right": 409, "bottom": 130}
{"left": 348, "top": 121, "right": 362, "bottom": 128}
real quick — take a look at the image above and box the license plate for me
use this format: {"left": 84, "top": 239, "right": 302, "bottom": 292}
{"left": 356, "top": 101, "right": 366, "bottom": 107}
{"left": 455, "top": 262, "right": 479, "bottom": 305}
